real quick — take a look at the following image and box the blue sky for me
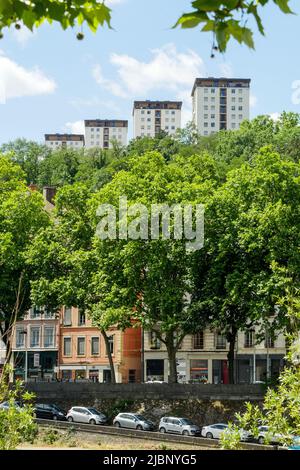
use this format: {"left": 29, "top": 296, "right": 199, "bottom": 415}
{"left": 0, "top": 0, "right": 300, "bottom": 145}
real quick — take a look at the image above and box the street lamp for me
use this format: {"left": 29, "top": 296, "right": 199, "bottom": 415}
{"left": 19, "top": 330, "right": 28, "bottom": 382}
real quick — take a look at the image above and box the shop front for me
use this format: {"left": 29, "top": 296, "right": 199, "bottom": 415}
{"left": 13, "top": 350, "right": 58, "bottom": 381}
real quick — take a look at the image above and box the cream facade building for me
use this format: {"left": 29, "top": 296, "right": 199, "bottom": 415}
{"left": 133, "top": 101, "right": 182, "bottom": 138}
{"left": 192, "top": 77, "right": 250, "bottom": 136}
{"left": 45, "top": 134, "right": 85, "bottom": 149}
{"left": 84, "top": 119, "right": 128, "bottom": 149}
{"left": 144, "top": 326, "right": 285, "bottom": 384}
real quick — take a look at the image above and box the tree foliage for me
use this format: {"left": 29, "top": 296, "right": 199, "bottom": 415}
{"left": 0, "top": 367, "right": 37, "bottom": 450}
{"left": 0, "top": 0, "right": 111, "bottom": 38}
{"left": 175, "top": 0, "right": 294, "bottom": 53}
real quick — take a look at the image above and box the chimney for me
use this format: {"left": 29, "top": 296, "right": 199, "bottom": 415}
{"left": 43, "top": 186, "right": 57, "bottom": 205}
{"left": 28, "top": 183, "right": 38, "bottom": 192}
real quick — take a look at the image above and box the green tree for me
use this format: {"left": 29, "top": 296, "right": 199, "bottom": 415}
{"left": 37, "top": 147, "right": 81, "bottom": 187}
{"left": 0, "top": 139, "right": 50, "bottom": 185}
{"left": 27, "top": 183, "right": 131, "bottom": 383}
{"left": 192, "top": 146, "right": 300, "bottom": 383}
{"left": 175, "top": 0, "right": 294, "bottom": 53}
{"left": 0, "top": 0, "right": 111, "bottom": 39}
{"left": 0, "top": 367, "right": 37, "bottom": 450}
{"left": 0, "top": 156, "right": 49, "bottom": 361}
{"left": 89, "top": 151, "right": 218, "bottom": 383}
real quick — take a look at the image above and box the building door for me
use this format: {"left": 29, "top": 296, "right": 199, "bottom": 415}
{"left": 103, "top": 369, "right": 112, "bottom": 383}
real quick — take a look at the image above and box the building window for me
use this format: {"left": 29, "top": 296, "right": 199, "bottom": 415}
{"left": 239, "top": 114, "right": 243, "bottom": 119}
{"left": 30, "top": 327, "right": 40, "bottom": 347}
{"left": 216, "top": 333, "right": 227, "bottom": 349}
{"left": 44, "top": 308, "right": 54, "bottom": 319}
{"left": 44, "top": 327, "right": 54, "bottom": 348}
{"left": 204, "top": 131, "right": 208, "bottom": 135}
{"left": 149, "top": 331, "right": 161, "bottom": 349}
{"left": 238, "top": 106, "right": 243, "bottom": 110}
{"left": 64, "top": 307, "right": 72, "bottom": 326}
{"left": 204, "top": 105, "right": 208, "bottom": 110}
{"left": 211, "top": 114, "right": 215, "bottom": 119}
{"left": 265, "top": 336, "right": 275, "bottom": 348}
{"left": 91, "top": 337, "right": 100, "bottom": 355}
{"left": 128, "top": 369, "right": 136, "bottom": 383}
{"left": 190, "top": 359, "right": 208, "bottom": 383}
{"left": 232, "top": 114, "right": 236, "bottom": 119}
{"left": 204, "top": 88, "right": 208, "bottom": 93}
{"left": 211, "top": 122, "right": 215, "bottom": 127}
{"left": 204, "top": 122, "right": 208, "bottom": 127}
{"left": 108, "top": 335, "right": 114, "bottom": 354}
{"left": 16, "top": 328, "right": 25, "bottom": 348}
{"left": 63, "top": 337, "right": 71, "bottom": 356}
{"left": 232, "top": 123, "right": 236, "bottom": 128}
{"left": 231, "top": 89, "right": 236, "bottom": 94}
{"left": 231, "top": 106, "right": 236, "bottom": 111}
{"left": 193, "top": 331, "right": 204, "bottom": 349}
{"left": 77, "top": 337, "right": 85, "bottom": 356}
{"left": 141, "top": 110, "right": 145, "bottom": 114}
{"left": 204, "top": 114, "right": 208, "bottom": 119}
{"left": 211, "top": 88, "right": 215, "bottom": 93}
{"left": 244, "top": 330, "right": 254, "bottom": 348}
{"left": 238, "top": 97, "right": 243, "bottom": 102}
{"left": 78, "top": 310, "right": 86, "bottom": 326}
{"left": 30, "top": 306, "right": 41, "bottom": 319}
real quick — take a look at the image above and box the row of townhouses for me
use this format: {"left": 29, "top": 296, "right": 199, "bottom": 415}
{"left": 44, "top": 77, "right": 251, "bottom": 149}
{"left": 0, "top": 306, "right": 285, "bottom": 384}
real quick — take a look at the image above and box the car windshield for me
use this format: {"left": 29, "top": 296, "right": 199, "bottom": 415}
{"left": 52, "top": 405, "right": 64, "bottom": 412}
{"left": 180, "top": 419, "right": 194, "bottom": 425}
{"left": 135, "top": 415, "right": 147, "bottom": 421}
{"left": 87, "top": 408, "right": 103, "bottom": 415}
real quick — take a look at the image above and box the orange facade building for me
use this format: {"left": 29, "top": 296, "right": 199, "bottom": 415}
{"left": 58, "top": 307, "right": 141, "bottom": 383}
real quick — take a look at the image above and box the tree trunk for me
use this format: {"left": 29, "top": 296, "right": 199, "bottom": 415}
{"left": 227, "top": 327, "right": 237, "bottom": 384}
{"left": 101, "top": 329, "right": 116, "bottom": 384}
{"left": 165, "top": 332, "right": 178, "bottom": 384}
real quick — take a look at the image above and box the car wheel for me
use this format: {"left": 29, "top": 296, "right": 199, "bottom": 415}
{"left": 114, "top": 421, "right": 121, "bottom": 428}
{"left": 159, "top": 427, "right": 166, "bottom": 433}
{"left": 136, "top": 425, "right": 143, "bottom": 431}
{"left": 182, "top": 430, "right": 189, "bottom": 436}
{"left": 89, "top": 419, "right": 96, "bottom": 425}
{"left": 53, "top": 415, "right": 58, "bottom": 421}
{"left": 258, "top": 436, "right": 264, "bottom": 445}
{"left": 67, "top": 416, "right": 73, "bottom": 422}
{"left": 206, "top": 432, "right": 213, "bottom": 439}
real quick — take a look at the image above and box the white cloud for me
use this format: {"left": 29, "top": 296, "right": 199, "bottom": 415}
{"left": 64, "top": 120, "right": 85, "bottom": 134}
{"left": 0, "top": 51, "right": 56, "bottom": 104}
{"left": 12, "top": 27, "right": 36, "bottom": 46}
{"left": 93, "top": 43, "right": 206, "bottom": 99}
{"left": 269, "top": 112, "right": 280, "bottom": 122}
{"left": 92, "top": 43, "right": 206, "bottom": 127}
{"left": 219, "top": 62, "right": 233, "bottom": 78}
{"left": 70, "top": 96, "right": 122, "bottom": 114}
{"left": 250, "top": 93, "right": 258, "bottom": 108}
{"left": 93, "top": 64, "right": 128, "bottom": 98}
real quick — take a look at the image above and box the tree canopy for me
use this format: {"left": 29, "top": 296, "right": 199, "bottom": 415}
{"left": 0, "top": 1, "right": 295, "bottom": 51}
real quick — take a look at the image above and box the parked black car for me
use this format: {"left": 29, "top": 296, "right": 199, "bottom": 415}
{"left": 34, "top": 403, "right": 67, "bottom": 420}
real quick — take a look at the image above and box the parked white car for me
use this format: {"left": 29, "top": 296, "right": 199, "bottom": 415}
{"left": 257, "top": 425, "right": 283, "bottom": 444}
{"left": 66, "top": 407, "right": 108, "bottom": 425}
{"left": 201, "top": 423, "right": 229, "bottom": 439}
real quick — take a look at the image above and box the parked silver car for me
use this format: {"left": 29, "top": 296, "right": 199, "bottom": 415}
{"left": 201, "top": 423, "right": 229, "bottom": 439}
{"left": 66, "top": 407, "right": 108, "bottom": 425}
{"left": 159, "top": 417, "right": 201, "bottom": 436}
{"left": 113, "top": 413, "right": 155, "bottom": 431}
